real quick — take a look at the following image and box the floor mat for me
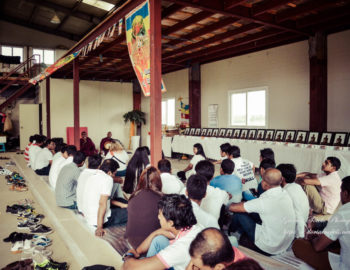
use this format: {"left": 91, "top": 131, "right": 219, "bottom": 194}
{"left": 102, "top": 226, "right": 129, "bottom": 255}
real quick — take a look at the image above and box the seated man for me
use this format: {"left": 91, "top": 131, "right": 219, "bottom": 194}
{"left": 210, "top": 159, "right": 242, "bottom": 203}
{"left": 242, "top": 158, "right": 275, "bottom": 201}
{"left": 49, "top": 145, "right": 77, "bottom": 189}
{"left": 259, "top": 148, "right": 275, "bottom": 162}
{"left": 100, "top": 131, "right": 113, "bottom": 156}
{"left": 194, "top": 160, "right": 229, "bottom": 220}
{"left": 229, "top": 168, "right": 295, "bottom": 256}
{"left": 213, "top": 143, "right": 231, "bottom": 165}
{"left": 80, "top": 131, "right": 97, "bottom": 157}
{"left": 158, "top": 159, "right": 184, "bottom": 194}
{"left": 81, "top": 159, "right": 128, "bottom": 236}
{"left": 188, "top": 228, "right": 247, "bottom": 269}
{"left": 24, "top": 135, "right": 35, "bottom": 164}
{"left": 229, "top": 146, "right": 256, "bottom": 192}
{"left": 278, "top": 163, "right": 309, "bottom": 238}
{"left": 76, "top": 154, "right": 102, "bottom": 213}
{"left": 292, "top": 176, "right": 350, "bottom": 270}
{"left": 34, "top": 139, "right": 56, "bottom": 175}
{"left": 296, "top": 156, "right": 341, "bottom": 214}
{"left": 28, "top": 135, "right": 45, "bottom": 169}
{"left": 122, "top": 194, "right": 202, "bottom": 270}
{"left": 55, "top": 151, "right": 86, "bottom": 209}
{"left": 186, "top": 174, "right": 219, "bottom": 229}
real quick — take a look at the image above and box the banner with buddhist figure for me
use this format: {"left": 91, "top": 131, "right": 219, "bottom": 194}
{"left": 125, "top": 0, "right": 166, "bottom": 96}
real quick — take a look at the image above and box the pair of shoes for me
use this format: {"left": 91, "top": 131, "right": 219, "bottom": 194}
{"left": 6, "top": 204, "right": 27, "bottom": 214}
{"left": 7, "top": 178, "right": 26, "bottom": 185}
{"left": 18, "top": 213, "right": 45, "bottom": 222}
{"left": 0, "top": 168, "right": 13, "bottom": 175}
{"left": 11, "top": 172, "right": 23, "bottom": 179}
{"left": 3, "top": 232, "right": 34, "bottom": 243}
{"left": 30, "top": 224, "right": 53, "bottom": 235}
{"left": 1, "top": 259, "right": 33, "bottom": 270}
{"left": 10, "top": 240, "right": 31, "bottom": 253}
{"left": 34, "top": 258, "right": 67, "bottom": 270}
{"left": 32, "top": 237, "right": 51, "bottom": 248}
{"left": 18, "top": 219, "right": 41, "bottom": 230}
{"left": 10, "top": 183, "right": 28, "bottom": 192}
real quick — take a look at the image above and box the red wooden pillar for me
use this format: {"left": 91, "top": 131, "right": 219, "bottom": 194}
{"left": 189, "top": 62, "right": 201, "bottom": 128}
{"left": 46, "top": 77, "right": 51, "bottom": 138}
{"left": 149, "top": 0, "right": 162, "bottom": 166}
{"left": 133, "top": 80, "right": 141, "bottom": 110}
{"left": 309, "top": 32, "right": 327, "bottom": 132}
{"left": 73, "top": 59, "right": 80, "bottom": 149}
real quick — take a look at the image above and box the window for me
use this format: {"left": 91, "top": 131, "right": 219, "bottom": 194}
{"left": 1, "top": 45, "right": 24, "bottom": 62}
{"left": 162, "top": 98, "right": 175, "bottom": 127}
{"left": 229, "top": 87, "right": 267, "bottom": 127}
{"left": 33, "top": 49, "right": 55, "bottom": 65}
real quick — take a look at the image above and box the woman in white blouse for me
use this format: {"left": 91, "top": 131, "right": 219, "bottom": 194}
{"left": 105, "top": 140, "right": 129, "bottom": 177}
{"left": 180, "top": 143, "right": 206, "bottom": 180}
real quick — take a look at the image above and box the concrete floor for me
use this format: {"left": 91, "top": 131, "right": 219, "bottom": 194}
{"left": 0, "top": 154, "right": 80, "bottom": 269}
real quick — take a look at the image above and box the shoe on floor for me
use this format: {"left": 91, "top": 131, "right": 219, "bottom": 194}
{"left": 18, "top": 219, "right": 40, "bottom": 230}
{"left": 34, "top": 258, "right": 67, "bottom": 270}
{"left": 1, "top": 259, "right": 33, "bottom": 270}
{"left": 11, "top": 240, "right": 24, "bottom": 254}
{"left": 30, "top": 224, "right": 53, "bottom": 235}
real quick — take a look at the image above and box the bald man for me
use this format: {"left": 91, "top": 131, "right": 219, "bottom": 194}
{"left": 228, "top": 168, "right": 296, "bottom": 255}
{"left": 187, "top": 228, "right": 247, "bottom": 270}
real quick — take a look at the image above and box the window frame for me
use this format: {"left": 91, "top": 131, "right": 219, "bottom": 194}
{"left": 32, "top": 48, "right": 55, "bottom": 65}
{"left": 228, "top": 86, "right": 268, "bottom": 128}
{"left": 161, "top": 97, "right": 176, "bottom": 127}
{"left": 1, "top": 45, "right": 24, "bottom": 63}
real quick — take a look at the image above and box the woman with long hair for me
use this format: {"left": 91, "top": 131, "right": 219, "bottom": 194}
{"left": 105, "top": 140, "right": 129, "bottom": 177}
{"left": 125, "top": 166, "right": 162, "bottom": 249}
{"left": 123, "top": 147, "right": 150, "bottom": 195}
{"left": 179, "top": 143, "right": 206, "bottom": 180}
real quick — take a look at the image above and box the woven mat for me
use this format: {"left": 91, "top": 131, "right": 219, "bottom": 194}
{"left": 103, "top": 226, "right": 129, "bottom": 255}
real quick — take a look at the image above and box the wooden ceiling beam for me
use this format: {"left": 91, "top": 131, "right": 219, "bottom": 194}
{"left": 28, "top": 5, "right": 38, "bottom": 24}
{"left": 251, "top": 0, "right": 292, "bottom": 16}
{"left": 276, "top": 0, "right": 343, "bottom": 23}
{"left": 163, "top": 22, "right": 261, "bottom": 59}
{"left": 175, "top": 28, "right": 284, "bottom": 63}
{"left": 167, "top": 0, "right": 310, "bottom": 36}
{"left": 297, "top": 4, "right": 350, "bottom": 28}
{"left": 25, "top": 0, "right": 100, "bottom": 24}
{"left": 189, "top": 32, "right": 303, "bottom": 64}
{"left": 56, "top": 0, "right": 84, "bottom": 31}
{"left": 162, "top": 3, "right": 184, "bottom": 18}
{"left": 224, "top": 0, "right": 247, "bottom": 10}
{"left": 165, "top": 17, "right": 240, "bottom": 47}
{"left": 163, "top": 11, "right": 212, "bottom": 36}
{"left": 0, "top": 13, "right": 81, "bottom": 41}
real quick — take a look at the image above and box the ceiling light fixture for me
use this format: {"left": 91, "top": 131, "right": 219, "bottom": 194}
{"left": 82, "top": 0, "right": 114, "bottom": 11}
{"left": 50, "top": 13, "right": 61, "bottom": 24}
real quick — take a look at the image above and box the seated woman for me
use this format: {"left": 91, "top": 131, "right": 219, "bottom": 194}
{"left": 178, "top": 143, "right": 206, "bottom": 180}
{"left": 105, "top": 140, "right": 129, "bottom": 177}
{"left": 123, "top": 147, "right": 150, "bottom": 198}
{"left": 125, "top": 166, "right": 162, "bottom": 249}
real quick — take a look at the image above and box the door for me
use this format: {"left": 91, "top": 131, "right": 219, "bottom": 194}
{"left": 19, "top": 104, "right": 39, "bottom": 150}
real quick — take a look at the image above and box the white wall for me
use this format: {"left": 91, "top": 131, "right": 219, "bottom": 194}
{"left": 40, "top": 79, "right": 133, "bottom": 148}
{"left": 201, "top": 41, "right": 310, "bottom": 129}
{"left": 327, "top": 30, "right": 350, "bottom": 131}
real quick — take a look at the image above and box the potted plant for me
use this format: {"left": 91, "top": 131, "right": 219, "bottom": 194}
{"left": 123, "top": 109, "right": 146, "bottom": 149}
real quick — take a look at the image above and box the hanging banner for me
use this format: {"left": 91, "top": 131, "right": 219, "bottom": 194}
{"left": 179, "top": 97, "right": 190, "bottom": 127}
{"left": 118, "top": 18, "right": 123, "bottom": 35}
{"left": 29, "top": 50, "right": 81, "bottom": 85}
{"left": 125, "top": 0, "right": 166, "bottom": 96}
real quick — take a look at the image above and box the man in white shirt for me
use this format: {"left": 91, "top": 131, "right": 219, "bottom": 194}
{"left": 158, "top": 159, "right": 184, "bottom": 194}
{"left": 229, "top": 145, "right": 257, "bottom": 192}
{"left": 28, "top": 135, "right": 45, "bottom": 169}
{"left": 194, "top": 160, "right": 229, "bottom": 220}
{"left": 229, "top": 168, "right": 296, "bottom": 255}
{"left": 213, "top": 143, "right": 231, "bottom": 165}
{"left": 296, "top": 156, "right": 342, "bottom": 214}
{"left": 76, "top": 154, "right": 102, "bottom": 213}
{"left": 292, "top": 176, "right": 350, "bottom": 270}
{"left": 49, "top": 145, "right": 77, "bottom": 189}
{"left": 186, "top": 174, "right": 219, "bottom": 229}
{"left": 34, "top": 139, "right": 56, "bottom": 175}
{"left": 278, "top": 163, "right": 309, "bottom": 238}
{"left": 122, "top": 194, "right": 203, "bottom": 270}
{"left": 81, "top": 159, "right": 127, "bottom": 237}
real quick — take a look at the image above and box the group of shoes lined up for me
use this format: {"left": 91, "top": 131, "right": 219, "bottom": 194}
{"left": 3, "top": 169, "right": 29, "bottom": 192}
{"left": 2, "top": 200, "right": 69, "bottom": 270}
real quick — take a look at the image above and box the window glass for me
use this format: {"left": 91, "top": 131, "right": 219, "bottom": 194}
{"left": 33, "top": 49, "right": 43, "bottom": 64}
{"left": 44, "top": 50, "right": 54, "bottom": 65}
{"left": 247, "top": 90, "right": 265, "bottom": 126}
{"left": 167, "top": 98, "right": 175, "bottom": 126}
{"left": 13, "top": 47, "right": 23, "bottom": 62}
{"left": 162, "top": 101, "right": 167, "bottom": 125}
{"left": 2, "top": 46, "right": 12, "bottom": 56}
{"left": 231, "top": 92, "right": 246, "bottom": 126}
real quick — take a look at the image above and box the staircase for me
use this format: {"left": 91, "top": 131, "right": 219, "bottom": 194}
{"left": 0, "top": 54, "right": 41, "bottom": 110}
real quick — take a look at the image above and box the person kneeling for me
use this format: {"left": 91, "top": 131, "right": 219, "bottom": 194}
{"left": 122, "top": 194, "right": 203, "bottom": 270}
